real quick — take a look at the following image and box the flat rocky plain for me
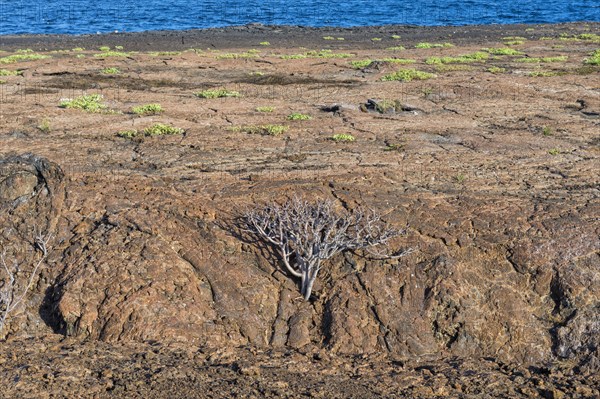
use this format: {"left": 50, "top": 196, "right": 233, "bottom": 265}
{"left": 0, "top": 23, "right": 599, "bottom": 398}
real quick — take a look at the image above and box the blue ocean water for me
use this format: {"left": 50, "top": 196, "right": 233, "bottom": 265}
{"left": 0, "top": 0, "right": 599, "bottom": 35}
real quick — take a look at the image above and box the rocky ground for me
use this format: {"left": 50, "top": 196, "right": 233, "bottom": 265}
{"left": 0, "top": 22, "right": 599, "bottom": 397}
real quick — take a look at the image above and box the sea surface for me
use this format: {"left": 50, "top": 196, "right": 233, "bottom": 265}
{"left": 0, "top": 0, "right": 599, "bottom": 35}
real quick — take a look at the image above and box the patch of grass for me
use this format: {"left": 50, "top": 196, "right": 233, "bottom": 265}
{"left": 0, "top": 80, "right": 5, "bottom": 84}
{"left": 548, "top": 148, "right": 560, "bottom": 155}
{"left": 381, "top": 68, "right": 435, "bottom": 82}
{"left": 487, "top": 66, "right": 506, "bottom": 74}
{"left": 386, "top": 46, "right": 406, "bottom": 51}
{"left": 323, "top": 36, "right": 335, "bottom": 40}
{"left": 331, "top": 133, "right": 355, "bottom": 142}
{"left": 59, "top": 94, "right": 106, "bottom": 113}
{"left": 0, "top": 53, "right": 50, "bottom": 64}
{"left": 234, "top": 124, "right": 288, "bottom": 136}
{"left": 143, "top": 123, "right": 185, "bottom": 136}
{"left": 455, "top": 174, "right": 466, "bottom": 183}
{"left": 426, "top": 51, "right": 489, "bottom": 65}
{"left": 72, "top": 47, "right": 85, "bottom": 51}
{"left": 16, "top": 49, "right": 34, "bottom": 53}
{"left": 434, "top": 64, "right": 475, "bottom": 72}
{"left": 415, "top": 42, "right": 454, "bottom": 49}
{"left": 529, "top": 70, "right": 560, "bottom": 77}
{"left": 504, "top": 40, "right": 525, "bottom": 46}
{"left": 37, "top": 119, "right": 51, "bottom": 133}
{"left": 350, "top": 58, "right": 414, "bottom": 69}
{"left": 336, "top": 37, "right": 345, "bottom": 41}
{"left": 287, "top": 112, "right": 311, "bottom": 121}
{"left": 256, "top": 106, "right": 274, "bottom": 112}
{"left": 260, "top": 41, "right": 271, "bottom": 46}
{"left": 373, "top": 99, "right": 401, "bottom": 113}
{"left": 0, "top": 69, "right": 20, "bottom": 76}
{"left": 371, "top": 37, "right": 382, "bottom": 41}
{"left": 117, "top": 129, "right": 138, "bottom": 139}
{"left": 115, "top": 46, "right": 124, "bottom": 50}
{"left": 76, "top": 54, "right": 86, "bottom": 59}
{"left": 194, "top": 89, "right": 241, "bottom": 99}
{"left": 99, "top": 46, "right": 111, "bottom": 51}
{"left": 305, "top": 50, "right": 354, "bottom": 58}
{"left": 382, "top": 58, "right": 415, "bottom": 64}
{"left": 391, "top": 35, "right": 401, "bottom": 39}
{"left": 249, "top": 71, "right": 264, "bottom": 76}
{"left": 217, "top": 50, "right": 259, "bottom": 59}
{"left": 515, "top": 56, "right": 568, "bottom": 63}
{"left": 585, "top": 49, "right": 600, "bottom": 65}
{"left": 484, "top": 47, "right": 523, "bottom": 56}
{"left": 351, "top": 59, "right": 373, "bottom": 69}
{"left": 280, "top": 54, "right": 307, "bottom": 60}
{"left": 542, "top": 126, "right": 552, "bottom": 136}
{"left": 577, "top": 33, "right": 600, "bottom": 43}
{"left": 132, "top": 103, "right": 163, "bottom": 115}
{"left": 94, "top": 51, "right": 132, "bottom": 58}
{"left": 101, "top": 67, "right": 120, "bottom": 75}
{"left": 148, "top": 51, "right": 181, "bottom": 56}
{"left": 502, "top": 36, "right": 526, "bottom": 41}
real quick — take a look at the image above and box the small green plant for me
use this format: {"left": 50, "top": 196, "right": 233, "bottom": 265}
{"left": 249, "top": 71, "right": 265, "bottom": 76}
{"left": 336, "top": 37, "right": 345, "bottom": 41}
{"left": 16, "top": 49, "right": 34, "bottom": 53}
{"left": 99, "top": 46, "right": 111, "bottom": 51}
{"left": 287, "top": 112, "right": 311, "bottom": 121}
{"left": 148, "top": 51, "right": 181, "bottom": 56}
{"left": 37, "top": 119, "right": 51, "bottom": 133}
{"left": 280, "top": 54, "right": 307, "bottom": 60}
{"left": 386, "top": 46, "right": 406, "bottom": 51}
{"left": 143, "top": 123, "right": 185, "bottom": 136}
{"left": 0, "top": 53, "right": 50, "bottom": 64}
{"left": 371, "top": 37, "right": 382, "bottom": 41}
{"left": 487, "top": 66, "right": 506, "bottom": 74}
{"left": 132, "top": 103, "right": 163, "bottom": 115}
{"left": 0, "top": 69, "right": 20, "bottom": 76}
{"left": 115, "top": 45, "right": 124, "bottom": 50}
{"left": 94, "top": 51, "right": 131, "bottom": 58}
{"left": 323, "top": 36, "right": 335, "bottom": 40}
{"left": 59, "top": 94, "right": 106, "bottom": 113}
{"left": 548, "top": 148, "right": 560, "bottom": 155}
{"left": 351, "top": 59, "right": 374, "bottom": 69}
{"left": 0, "top": 80, "right": 6, "bottom": 84}
{"left": 577, "top": 33, "right": 600, "bottom": 42}
{"left": 117, "top": 129, "right": 138, "bottom": 139}
{"left": 384, "top": 143, "right": 404, "bottom": 151}
{"left": 234, "top": 125, "right": 288, "bottom": 136}
{"left": 515, "top": 56, "right": 568, "bottom": 63}
{"left": 381, "top": 69, "right": 435, "bottom": 82}
{"left": 382, "top": 58, "right": 415, "bottom": 64}
{"left": 217, "top": 50, "right": 259, "bottom": 59}
{"left": 72, "top": 47, "right": 85, "bottom": 51}
{"left": 529, "top": 70, "right": 560, "bottom": 77}
{"left": 584, "top": 49, "right": 600, "bottom": 65}
{"left": 76, "top": 54, "right": 86, "bottom": 59}
{"left": 331, "top": 133, "right": 355, "bottom": 142}
{"left": 504, "top": 40, "right": 525, "bottom": 45}
{"left": 305, "top": 50, "right": 354, "bottom": 58}
{"left": 415, "top": 42, "right": 453, "bottom": 49}
{"left": 426, "top": 51, "right": 489, "bottom": 64}
{"left": 391, "top": 35, "right": 401, "bottom": 39}
{"left": 194, "top": 89, "right": 241, "bottom": 98}
{"left": 502, "top": 36, "right": 526, "bottom": 41}
{"left": 259, "top": 41, "right": 271, "bottom": 46}
{"left": 484, "top": 47, "right": 523, "bottom": 55}
{"left": 455, "top": 174, "right": 466, "bottom": 183}
{"left": 256, "top": 106, "right": 274, "bottom": 112}
{"left": 101, "top": 67, "right": 120, "bottom": 74}
{"left": 542, "top": 126, "right": 553, "bottom": 136}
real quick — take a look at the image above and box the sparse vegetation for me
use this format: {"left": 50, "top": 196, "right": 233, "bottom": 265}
{"left": 101, "top": 67, "right": 120, "bottom": 74}
{"left": 323, "top": 36, "right": 335, "bottom": 40}
{"left": 384, "top": 143, "right": 404, "bottom": 151}
{"left": 426, "top": 51, "right": 489, "bottom": 64}
{"left": 415, "top": 42, "right": 454, "bottom": 49}
{"left": 287, "top": 112, "right": 311, "bottom": 121}
{"left": 372, "top": 38, "right": 382, "bottom": 41}
{"left": 99, "top": 46, "right": 111, "bottom": 51}
{"left": 381, "top": 69, "right": 435, "bottom": 82}
{"left": 217, "top": 50, "right": 259, "bottom": 59}
{"left": 143, "top": 123, "right": 185, "bottom": 136}
{"left": 259, "top": 42, "right": 271, "bottom": 46}
{"left": 148, "top": 51, "right": 181, "bottom": 56}
{"left": 331, "top": 133, "right": 355, "bottom": 142}
{"left": 281, "top": 50, "right": 354, "bottom": 60}
{"left": 132, "top": 103, "right": 163, "bottom": 115}
{"left": 487, "top": 66, "right": 506, "bottom": 74}
{"left": 504, "top": 40, "right": 525, "bottom": 46}
{"left": 37, "top": 119, "right": 51, "bottom": 133}
{"left": 515, "top": 56, "right": 568, "bottom": 63}
{"left": 548, "top": 148, "right": 560, "bottom": 155}
{"left": 194, "top": 89, "right": 241, "bottom": 99}
{"left": 542, "top": 126, "right": 553, "bottom": 136}
{"left": 391, "top": 35, "right": 401, "bottom": 39}
{"left": 0, "top": 53, "right": 50, "bottom": 64}
{"left": 585, "top": 49, "right": 600, "bottom": 65}
{"left": 233, "top": 125, "right": 288, "bottom": 136}
{"left": 529, "top": 70, "right": 560, "bottom": 77}
{"left": 117, "top": 129, "right": 138, "bottom": 139}
{"left": 484, "top": 47, "right": 523, "bottom": 56}
{"left": 115, "top": 46, "right": 124, "bottom": 50}
{"left": 386, "top": 46, "right": 406, "bottom": 51}
{"left": 59, "top": 94, "right": 107, "bottom": 113}
{"left": 256, "top": 106, "right": 275, "bottom": 112}
{"left": 72, "top": 47, "right": 85, "bottom": 51}
{"left": 0, "top": 69, "right": 20, "bottom": 76}
{"left": 94, "top": 51, "right": 132, "bottom": 58}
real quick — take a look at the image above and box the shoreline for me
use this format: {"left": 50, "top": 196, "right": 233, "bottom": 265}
{"left": 1, "top": 21, "right": 598, "bottom": 51}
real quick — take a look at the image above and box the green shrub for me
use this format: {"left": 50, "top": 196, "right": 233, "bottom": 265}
{"left": 148, "top": 51, "right": 181, "bottom": 56}
{"left": 487, "top": 66, "right": 506, "bottom": 74}
{"left": 117, "top": 129, "right": 138, "bottom": 139}
{"left": 233, "top": 125, "right": 288, "bottom": 136}
{"left": 381, "top": 69, "right": 435, "bottom": 82}
{"left": 584, "top": 49, "right": 600, "bottom": 65}
{"left": 194, "top": 89, "right": 241, "bottom": 98}
{"left": 515, "top": 56, "right": 568, "bottom": 63}
{"left": 94, "top": 51, "right": 132, "bottom": 58}
{"left": 386, "top": 46, "right": 406, "bottom": 51}
{"left": 59, "top": 94, "right": 106, "bottom": 113}
{"left": 256, "top": 106, "right": 275, "bottom": 112}
{"left": 484, "top": 47, "right": 523, "bottom": 55}
{"left": 415, "top": 42, "right": 453, "bottom": 49}
{"left": 0, "top": 53, "right": 50, "bottom": 64}
{"left": 143, "top": 123, "right": 184, "bottom": 136}
{"left": 101, "top": 67, "right": 120, "bottom": 74}
{"left": 0, "top": 69, "right": 20, "bottom": 76}
{"left": 331, "top": 133, "right": 355, "bottom": 142}
{"left": 132, "top": 103, "right": 163, "bottom": 115}
{"left": 287, "top": 112, "right": 311, "bottom": 121}
{"left": 426, "top": 51, "right": 488, "bottom": 64}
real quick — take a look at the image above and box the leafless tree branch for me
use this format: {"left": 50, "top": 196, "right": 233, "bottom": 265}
{"left": 241, "top": 197, "right": 409, "bottom": 300}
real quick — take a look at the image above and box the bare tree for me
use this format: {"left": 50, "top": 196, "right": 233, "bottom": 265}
{"left": 242, "top": 197, "right": 410, "bottom": 300}
{"left": 0, "top": 232, "right": 51, "bottom": 333}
